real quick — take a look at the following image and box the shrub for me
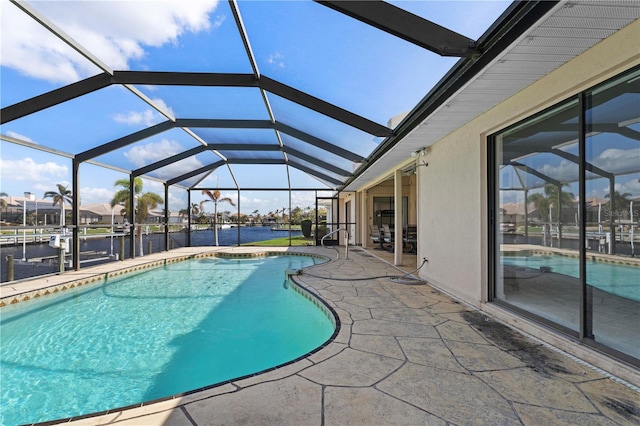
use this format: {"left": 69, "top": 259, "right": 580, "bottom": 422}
{"left": 301, "top": 219, "right": 312, "bottom": 238}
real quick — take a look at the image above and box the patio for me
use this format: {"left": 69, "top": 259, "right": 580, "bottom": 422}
{"left": 2, "top": 246, "right": 637, "bottom": 425}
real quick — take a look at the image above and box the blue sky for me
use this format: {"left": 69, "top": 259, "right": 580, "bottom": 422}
{"left": 0, "top": 0, "right": 514, "bottom": 214}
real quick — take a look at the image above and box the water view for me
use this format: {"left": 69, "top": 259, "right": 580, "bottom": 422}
{"left": 0, "top": 226, "right": 304, "bottom": 283}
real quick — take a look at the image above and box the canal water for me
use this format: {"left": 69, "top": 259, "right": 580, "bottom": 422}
{"left": 0, "top": 227, "right": 302, "bottom": 283}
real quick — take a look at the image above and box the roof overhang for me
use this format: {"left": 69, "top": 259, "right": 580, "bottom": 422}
{"left": 343, "top": 1, "right": 639, "bottom": 191}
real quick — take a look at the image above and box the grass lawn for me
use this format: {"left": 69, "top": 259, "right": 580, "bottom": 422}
{"left": 242, "top": 235, "right": 315, "bottom": 247}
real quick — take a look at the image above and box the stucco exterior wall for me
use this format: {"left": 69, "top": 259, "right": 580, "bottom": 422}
{"left": 418, "top": 124, "right": 483, "bottom": 304}
{"left": 416, "top": 19, "right": 640, "bottom": 305}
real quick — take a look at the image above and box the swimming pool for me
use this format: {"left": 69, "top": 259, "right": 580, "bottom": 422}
{"left": 0, "top": 254, "right": 335, "bottom": 425}
{"left": 502, "top": 254, "right": 639, "bottom": 302}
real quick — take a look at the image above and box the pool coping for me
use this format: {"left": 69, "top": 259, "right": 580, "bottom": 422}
{"left": 1, "top": 246, "right": 345, "bottom": 426}
{"left": 0, "top": 247, "right": 327, "bottom": 308}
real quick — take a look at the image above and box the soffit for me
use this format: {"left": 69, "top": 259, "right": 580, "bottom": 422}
{"left": 344, "top": 1, "right": 640, "bottom": 191}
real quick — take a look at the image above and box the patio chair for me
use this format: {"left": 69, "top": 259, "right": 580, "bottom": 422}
{"left": 370, "top": 225, "right": 384, "bottom": 249}
{"left": 382, "top": 224, "right": 394, "bottom": 250}
{"left": 403, "top": 225, "right": 417, "bottom": 253}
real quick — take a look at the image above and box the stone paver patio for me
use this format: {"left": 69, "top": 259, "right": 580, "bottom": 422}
{"left": 2, "top": 246, "right": 638, "bottom": 425}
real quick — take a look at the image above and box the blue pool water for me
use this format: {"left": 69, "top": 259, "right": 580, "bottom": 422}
{"left": 0, "top": 255, "right": 333, "bottom": 425}
{"left": 502, "top": 255, "right": 639, "bottom": 302}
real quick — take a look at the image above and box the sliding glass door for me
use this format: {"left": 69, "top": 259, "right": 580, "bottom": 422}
{"left": 490, "top": 67, "right": 639, "bottom": 365}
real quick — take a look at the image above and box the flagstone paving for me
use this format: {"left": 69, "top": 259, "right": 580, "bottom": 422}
{"left": 6, "top": 246, "right": 637, "bottom": 425}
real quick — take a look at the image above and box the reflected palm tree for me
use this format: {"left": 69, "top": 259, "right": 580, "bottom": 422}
{"left": 528, "top": 193, "right": 550, "bottom": 222}
{"left": 43, "top": 184, "right": 72, "bottom": 227}
{"left": 528, "top": 184, "right": 574, "bottom": 222}
{"left": 605, "top": 190, "right": 632, "bottom": 216}
{"left": 201, "top": 190, "right": 236, "bottom": 246}
{"left": 111, "top": 177, "right": 163, "bottom": 256}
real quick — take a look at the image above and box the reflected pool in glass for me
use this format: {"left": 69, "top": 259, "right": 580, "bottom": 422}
{"left": 502, "top": 254, "right": 639, "bottom": 302}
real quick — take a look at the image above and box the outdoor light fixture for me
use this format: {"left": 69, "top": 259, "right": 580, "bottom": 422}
{"left": 410, "top": 147, "right": 429, "bottom": 158}
{"left": 408, "top": 148, "right": 430, "bottom": 172}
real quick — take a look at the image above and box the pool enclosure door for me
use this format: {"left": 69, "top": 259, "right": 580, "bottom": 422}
{"left": 315, "top": 196, "right": 340, "bottom": 246}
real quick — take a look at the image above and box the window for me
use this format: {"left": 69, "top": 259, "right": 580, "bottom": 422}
{"left": 373, "top": 196, "right": 408, "bottom": 229}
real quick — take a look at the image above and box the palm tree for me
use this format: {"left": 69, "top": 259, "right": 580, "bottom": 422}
{"left": 178, "top": 207, "right": 189, "bottom": 221}
{"left": 44, "top": 184, "right": 72, "bottom": 227}
{"left": 190, "top": 203, "right": 200, "bottom": 220}
{"left": 201, "top": 189, "right": 236, "bottom": 246}
{"left": 111, "top": 177, "right": 163, "bottom": 256}
{"left": 290, "top": 206, "right": 303, "bottom": 224}
{"left": 0, "top": 192, "right": 7, "bottom": 222}
{"left": 198, "top": 199, "right": 209, "bottom": 215}
{"left": 251, "top": 209, "right": 260, "bottom": 225}
{"left": 179, "top": 203, "right": 200, "bottom": 223}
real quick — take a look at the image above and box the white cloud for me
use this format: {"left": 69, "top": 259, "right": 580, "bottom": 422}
{"left": 1, "top": 1, "right": 220, "bottom": 84}
{"left": 592, "top": 148, "right": 640, "bottom": 174}
{"left": 196, "top": 174, "right": 222, "bottom": 188}
{"left": 113, "top": 109, "right": 158, "bottom": 126}
{"left": 537, "top": 159, "right": 579, "bottom": 184}
{"left": 33, "top": 181, "right": 70, "bottom": 195}
{"left": 154, "top": 157, "right": 206, "bottom": 181}
{"left": 211, "top": 15, "right": 226, "bottom": 29}
{"left": 0, "top": 157, "right": 68, "bottom": 182}
{"left": 151, "top": 98, "right": 176, "bottom": 118}
{"left": 267, "top": 52, "right": 285, "bottom": 68}
{"left": 600, "top": 178, "right": 640, "bottom": 199}
{"left": 80, "top": 187, "right": 115, "bottom": 205}
{"left": 1, "top": 4, "right": 95, "bottom": 83}
{"left": 124, "top": 139, "right": 184, "bottom": 168}
{"left": 113, "top": 97, "right": 176, "bottom": 125}
{"left": 6, "top": 131, "right": 36, "bottom": 144}
{"left": 291, "top": 192, "right": 316, "bottom": 208}
{"left": 141, "top": 179, "right": 165, "bottom": 194}
{"left": 621, "top": 179, "right": 640, "bottom": 198}
{"left": 167, "top": 194, "right": 185, "bottom": 211}
{"left": 124, "top": 138, "right": 205, "bottom": 181}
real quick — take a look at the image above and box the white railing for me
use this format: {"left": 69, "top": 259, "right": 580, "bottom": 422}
{"left": 321, "top": 227, "right": 349, "bottom": 259}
